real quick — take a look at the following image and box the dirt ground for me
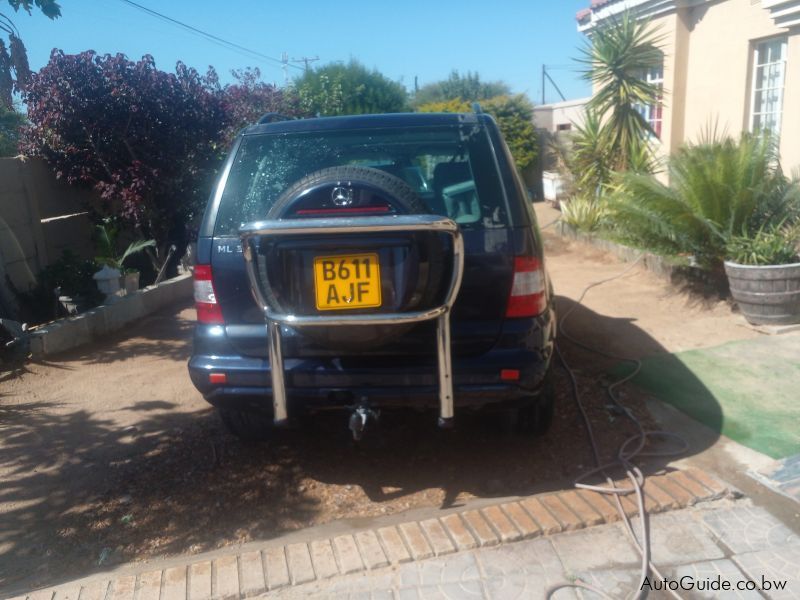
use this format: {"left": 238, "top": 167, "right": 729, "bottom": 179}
{"left": 0, "top": 208, "right": 761, "bottom": 591}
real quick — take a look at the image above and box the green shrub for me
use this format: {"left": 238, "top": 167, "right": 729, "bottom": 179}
{"left": 417, "top": 94, "right": 538, "bottom": 172}
{"left": 481, "top": 95, "right": 538, "bottom": 172}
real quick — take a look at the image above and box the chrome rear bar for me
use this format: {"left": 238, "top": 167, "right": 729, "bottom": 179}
{"left": 240, "top": 215, "right": 464, "bottom": 427}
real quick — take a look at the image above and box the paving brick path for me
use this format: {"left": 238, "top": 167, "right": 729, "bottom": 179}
{"left": 9, "top": 468, "right": 734, "bottom": 600}
{"left": 273, "top": 503, "right": 799, "bottom": 599}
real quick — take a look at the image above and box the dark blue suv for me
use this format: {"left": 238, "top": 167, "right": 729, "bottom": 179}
{"left": 189, "top": 111, "right": 556, "bottom": 440}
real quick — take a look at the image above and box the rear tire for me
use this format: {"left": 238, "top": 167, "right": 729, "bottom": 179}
{"left": 218, "top": 408, "right": 274, "bottom": 442}
{"left": 516, "top": 369, "right": 556, "bottom": 436}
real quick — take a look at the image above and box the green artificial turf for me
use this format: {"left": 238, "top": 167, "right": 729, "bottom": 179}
{"left": 625, "top": 334, "right": 800, "bottom": 459}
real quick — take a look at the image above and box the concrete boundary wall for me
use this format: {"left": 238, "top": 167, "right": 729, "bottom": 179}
{"left": 0, "top": 157, "right": 96, "bottom": 318}
{"left": 29, "top": 273, "right": 193, "bottom": 357}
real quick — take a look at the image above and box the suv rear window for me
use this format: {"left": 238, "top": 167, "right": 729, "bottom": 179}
{"left": 214, "top": 125, "right": 509, "bottom": 236}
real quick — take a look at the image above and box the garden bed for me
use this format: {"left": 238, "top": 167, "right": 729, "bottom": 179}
{"left": 554, "top": 220, "right": 731, "bottom": 297}
{"left": 556, "top": 221, "right": 687, "bottom": 280}
{"left": 29, "top": 272, "right": 193, "bottom": 357}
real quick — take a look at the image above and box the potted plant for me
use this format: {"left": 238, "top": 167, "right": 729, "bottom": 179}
{"left": 95, "top": 223, "right": 155, "bottom": 295}
{"left": 725, "top": 224, "right": 800, "bottom": 326}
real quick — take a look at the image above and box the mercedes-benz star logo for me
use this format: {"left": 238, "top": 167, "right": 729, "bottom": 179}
{"left": 331, "top": 184, "right": 354, "bottom": 207}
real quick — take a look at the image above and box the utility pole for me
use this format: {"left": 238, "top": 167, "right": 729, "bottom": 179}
{"left": 542, "top": 65, "right": 546, "bottom": 105}
{"left": 292, "top": 55, "right": 320, "bottom": 72}
{"left": 281, "top": 52, "right": 289, "bottom": 87}
{"left": 541, "top": 65, "right": 567, "bottom": 105}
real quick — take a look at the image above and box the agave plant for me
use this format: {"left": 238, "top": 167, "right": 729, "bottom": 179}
{"left": 727, "top": 223, "right": 799, "bottom": 266}
{"left": 608, "top": 132, "right": 796, "bottom": 268}
{"left": 578, "top": 10, "right": 664, "bottom": 173}
{"left": 561, "top": 195, "right": 609, "bottom": 232}
{"left": 95, "top": 223, "right": 155, "bottom": 273}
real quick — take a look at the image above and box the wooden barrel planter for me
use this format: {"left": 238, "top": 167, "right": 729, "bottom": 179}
{"left": 724, "top": 261, "right": 800, "bottom": 325}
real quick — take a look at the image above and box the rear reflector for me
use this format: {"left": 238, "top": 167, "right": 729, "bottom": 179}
{"left": 209, "top": 373, "right": 227, "bottom": 384}
{"left": 194, "top": 264, "right": 224, "bottom": 324}
{"left": 506, "top": 256, "right": 547, "bottom": 318}
{"left": 500, "top": 369, "right": 520, "bottom": 381}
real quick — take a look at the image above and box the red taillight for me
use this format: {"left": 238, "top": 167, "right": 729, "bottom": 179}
{"left": 209, "top": 373, "right": 227, "bottom": 385}
{"left": 505, "top": 256, "right": 547, "bottom": 318}
{"left": 500, "top": 369, "right": 520, "bottom": 381}
{"left": 194, "top": 264, "right": 224, "bottom": 324}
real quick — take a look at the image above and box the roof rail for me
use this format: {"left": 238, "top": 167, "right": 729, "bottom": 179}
{"left": 257, "top": 112, "right": 294, "bottom": 124}
{"left": 471, "top": 102, "right": 483, "bottom": 114}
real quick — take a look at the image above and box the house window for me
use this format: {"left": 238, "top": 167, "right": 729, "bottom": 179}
{"left": 750, "top": 37, "right": 788, "bottom": 134}
{"left": 636, "top": 64, "right": 664, "bottom": 138}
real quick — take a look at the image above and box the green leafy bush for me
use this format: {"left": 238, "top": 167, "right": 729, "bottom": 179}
{"left": 481, "top": 95, "right": 538, "bottom": 172}
{"left": 416, "top": 98, "right": 470, "bottom": 114}
{"left": 417, "top": 94, "right": 538, "bottom": 172}
{"left": 295, "top": 60, "right": 407, "bottom": 116}
{"left": 412, "top": 71, "right": 510, "bottom": 107}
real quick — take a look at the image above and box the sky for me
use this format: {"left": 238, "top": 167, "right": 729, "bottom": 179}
{"left": 12, "top": 0, "right": 592, "bottom": 104}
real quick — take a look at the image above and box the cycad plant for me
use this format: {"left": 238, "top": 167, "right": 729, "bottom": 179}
{"left": 577, "top": 11, "right": 664, "bottom": 174}
{"left": 608, "top": 132, "right": 795, "bottom": 268}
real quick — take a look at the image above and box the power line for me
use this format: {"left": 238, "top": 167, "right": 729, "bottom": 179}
{"left": 116, "top": 0, "right": 304, "bottom": 72}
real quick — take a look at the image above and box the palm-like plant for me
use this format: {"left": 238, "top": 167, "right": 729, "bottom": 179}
{"left": 95, "top": 223, "right": 155, "bottom": 272}
{"left": 569, "top": 109, "right": 611, "bottom": 198}
{"left": 608, "top": 132, "right": 793, "bottom": 268}
{"left": 578, "top": 11, "right": 664, "bottom": 172}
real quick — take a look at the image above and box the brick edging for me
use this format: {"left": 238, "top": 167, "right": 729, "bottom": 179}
{"left": 13, "top": 467, "right": 730, "bottom": 600}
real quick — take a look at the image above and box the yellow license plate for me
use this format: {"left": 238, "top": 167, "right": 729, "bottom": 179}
{"left": 313, "top": 253, "right": 382, "bottom": 311}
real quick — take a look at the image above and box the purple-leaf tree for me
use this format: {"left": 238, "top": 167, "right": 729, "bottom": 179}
{"left": 219, "top": 67, "right": 306, "bottom": 144}
{"left": 22, "top": 50, "right": 226, "bottom": 267}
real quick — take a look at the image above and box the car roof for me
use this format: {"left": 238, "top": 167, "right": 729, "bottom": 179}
{"left": 242, "top": 112, "right": 494, "bottom": 136}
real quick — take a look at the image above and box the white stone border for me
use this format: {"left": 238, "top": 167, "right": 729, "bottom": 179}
{"left": 29, "top": 273, "right": 193, "bottom": 357}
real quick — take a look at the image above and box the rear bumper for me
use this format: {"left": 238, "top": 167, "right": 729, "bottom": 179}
{"left": 188, "top": 310, "right": 555, "bottom": 413}
{"left": 189, "top": 351, "right": 549, "bottom": 411}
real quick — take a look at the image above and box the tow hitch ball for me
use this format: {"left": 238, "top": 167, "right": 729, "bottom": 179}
{"left": 348, "top": 398, "right": 379, "bottom": 441}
